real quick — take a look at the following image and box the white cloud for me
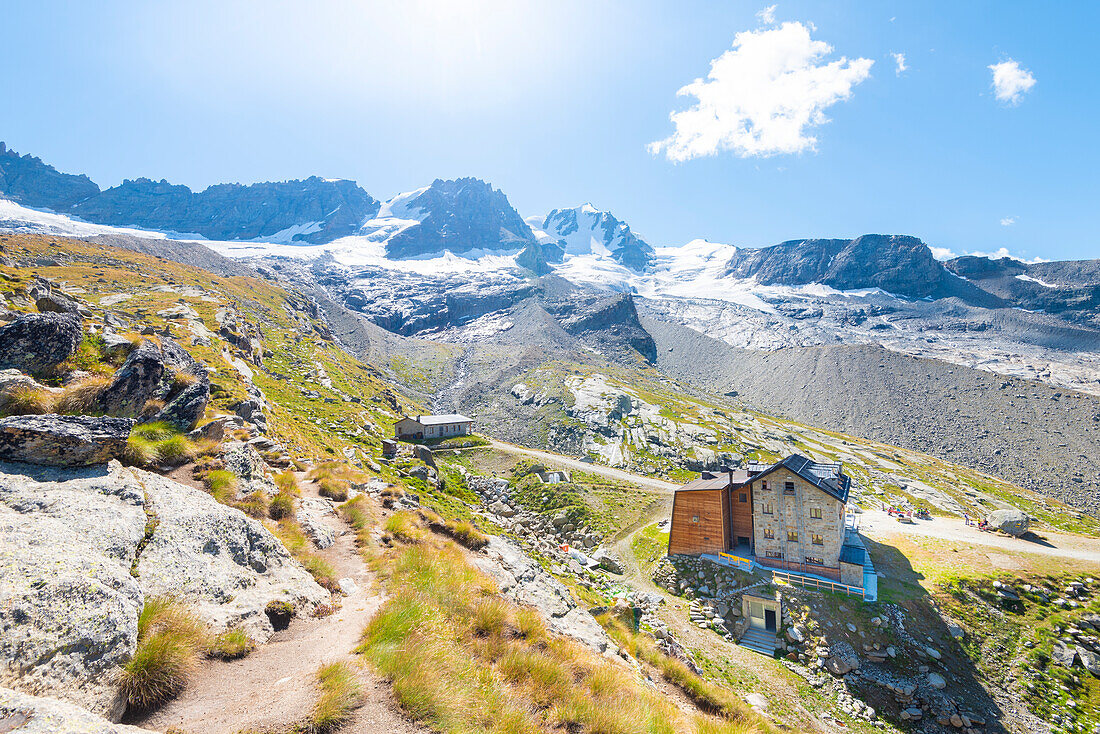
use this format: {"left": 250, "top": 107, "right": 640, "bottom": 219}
{"left": 1000, "top": 216, "right": 1016, "bottom": 226}
{"left": 648, "top": 22, "right": 874, "bottom": 161}
{"left": 929, "top": 246, "right": 957, "bottom": 261}
{"left": 891, "top": 52, "right": 907, "bottom": 76}
{"left": 964, "top": 247, "right": 1047, "bottom": 264}
{"left": 756, "top": 5, "right": 777, "bottom": 24}
{"left": 988, "top": 59, "right": 1036, "bottom": 105}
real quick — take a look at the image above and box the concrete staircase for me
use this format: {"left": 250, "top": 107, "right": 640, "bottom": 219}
{"left": 739, "top": 626, "right": 777, "bottom": 656}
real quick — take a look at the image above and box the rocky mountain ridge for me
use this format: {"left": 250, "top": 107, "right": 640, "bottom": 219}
{"left": 536, "top": 204, "right": 655, "bottom": 271}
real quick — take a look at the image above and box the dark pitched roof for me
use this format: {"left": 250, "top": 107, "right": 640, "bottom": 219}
{"left": 745, "top": 454, "right": 851, "bottom": 503}
{"left": 676, "top": 477, "right": 731, "bottom": 492}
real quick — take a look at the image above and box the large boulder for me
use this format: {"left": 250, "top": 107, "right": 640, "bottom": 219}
{"left": 0, "top": 461, "right": 329, "bottom": 721}
{"left": 0, "top": 414, "right": 134, "bottom": 467}
{"left": 222, "top": 441, "right": 277, "bottom": 496}
{"left": 986, "top": 508, "right": 1029, "bottom": 536}
{"left": 0, "top": 461, "right": 147, "bottom": 720}
{"left": 96, "top": 340, "right": 165, "bottom": 418}
{"left": 0, "top": 687, "right": 158, "bottom": 734}
{"left": 133, "top": 468, "right": 328, "bottom": 639}
{"left": 149, "top": 375, "right": 209, "bottom": 432}
{"left": 0, "top": 312, "right": 82, "bottom": 374}
{"left": 593, "top": 548, "right": 624, "bottom": 574}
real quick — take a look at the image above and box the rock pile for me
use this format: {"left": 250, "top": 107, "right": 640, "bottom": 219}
{"left": 470, "top": 474, "right": 604, "bottom": 550}
{"left": 472, "top": 535, "right": 610, "bottom": 653}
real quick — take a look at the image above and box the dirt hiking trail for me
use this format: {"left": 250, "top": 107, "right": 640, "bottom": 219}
{"left": 131, "top": 474, "right": 426, "bottom": 734}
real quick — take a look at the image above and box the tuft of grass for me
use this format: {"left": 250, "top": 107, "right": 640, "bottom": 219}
{"left": 0, "top": 384, "right": 55, "bottom": 417}
{"left": 383, "top": 511, "right": 425, "bottom": 544}
{"left": 470, "top": 597, "right": 512, "bottom": 638}
{"left": 420, "top": 509, "right": 489, "bottom": 550}
{"left": 311, "top": 661, "right": 363, "bottom": 732}
{"left": 132, "top": 422, "right": 177, "bottom": 442}
{"left": 122, "top": 423, "right": 197, "bottom": 468}
{"left": 208, "top": 629, "right": 254, "bottom": 660}
{"left": 269, "top": 491, "right": 295, "bottom": 520}
{"left": 156, "top": 434, "right": 197, "bottom": 465}
{"left": 301, "top": 553, "right": 341, "bottom": 593}
{"left": 318, "top": 477, "right": 350, "bottom": 502}
{"left": 55, "top": 375, "right": 110, "bottom": 415}
{"left": 237, "top": 491, "right": 269, "bottom": 518}
{"left": 202, "top": 470, "right": 238, "bottom": 504}
{"left": 123, "top": 436, "right": 159, "bottom": 467}
{"left": 118, "top": 597, "right": 209, "bottom": 710}
{"left": 273, "top": 470, "right": 300, "bottom": 496}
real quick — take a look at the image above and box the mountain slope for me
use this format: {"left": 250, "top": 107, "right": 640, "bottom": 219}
{"left": 640, "top": 307, "right": 1100, "bottom": 515}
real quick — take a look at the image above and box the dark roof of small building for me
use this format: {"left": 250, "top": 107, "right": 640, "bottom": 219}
{"left": 676, "top": 476, "right": 731, "bottom": 492}
{"left": 395, "top": 413, "right": 473, "bottom": 427}
{"left": 744, "top": 454, "right": 851, "bottom": 503}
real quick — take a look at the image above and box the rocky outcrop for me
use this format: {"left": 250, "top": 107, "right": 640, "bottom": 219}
{"left": 133, "top": 468, "right": 329, "bottom": 639}
{"left": 96, "top": 340, "right": 165, "bottom": 418}
{"left": 0, "top": 687, "right": 158, "bottom": 734}
{"left": 221, "top": 441, "right": 277, "bottom": 496}
{"left": 724, "top": 235, "right": 956, "bottom": 300}
{"left": 543, "top": 292, "right": 657, "bottom": 363}
{"left": 0, "top": 414, "right": 134, "bottom": 466}
{"left": 0, "top": 461, "right": 328, "bottom": 720}
{"left": 472, "top": 535, "right": 608, "bottom": 653}
{"left": 149, "top": 375, "right": 209, "bottom": 432}
{"left": 0, "top": 312, "right": 82, "bottom": 374}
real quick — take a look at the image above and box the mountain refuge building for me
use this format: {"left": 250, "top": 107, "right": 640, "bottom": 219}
{"left": 393, "top": 413, "right": 473, "bottom": 440}
{"left": 668, "top": 454, "right": 875, "bottom": 599}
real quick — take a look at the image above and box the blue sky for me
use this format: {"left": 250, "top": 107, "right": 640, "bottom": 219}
{"left": 1, "top": 0, "right": 1096, "bottom": 261}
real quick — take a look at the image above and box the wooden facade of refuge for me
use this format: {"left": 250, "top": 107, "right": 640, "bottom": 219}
{"left": 668, "top": 454, "right": 867, "bottom": 590}
{"left": 393, "top": 413, "right": 473, "bottom": 440}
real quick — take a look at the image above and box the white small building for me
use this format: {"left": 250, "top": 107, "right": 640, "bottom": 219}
{"left": 393, "top": 413, "right": 474, "bottom": 440}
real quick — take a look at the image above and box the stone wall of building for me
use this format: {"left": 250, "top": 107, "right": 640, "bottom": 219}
{"left": 751, "top": 469, "right": 844, "bottom": 570}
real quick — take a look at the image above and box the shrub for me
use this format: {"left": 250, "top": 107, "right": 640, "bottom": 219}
{"left": 117, "top": 597, "right": 208, "bottom": 710}
{"left": 55, "top": 375, "right": 110, "bottom": 415}
{"left": 1, "top": 384, "right": 55, "bottom": 417}
{"left": 269, "top": 492, "right": 295, "bottom": 520}
{"left": 311, "top": 661, "right": 363, "bottom": 732}
{"left": 208, "top": 629, "right": 254, "bottom": 660}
